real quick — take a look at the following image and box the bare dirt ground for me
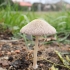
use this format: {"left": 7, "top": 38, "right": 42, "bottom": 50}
{"left": 0, "top": 24, "right": 70, "bottom": 70}
{"left": 0, "top": 39, "right": 70, "bottom": 70}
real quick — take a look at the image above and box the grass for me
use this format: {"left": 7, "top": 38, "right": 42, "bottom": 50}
{"left": 0, "top": 10, "right": 70, "bottom": 43}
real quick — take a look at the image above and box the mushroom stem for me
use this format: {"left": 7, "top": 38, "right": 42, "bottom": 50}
{"left": 33, "top": 36, "right": 38, "bottom": 69}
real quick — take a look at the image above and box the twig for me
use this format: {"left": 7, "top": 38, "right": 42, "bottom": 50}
{"left": 0, "top": 40, "right": 19, "bottom": 43}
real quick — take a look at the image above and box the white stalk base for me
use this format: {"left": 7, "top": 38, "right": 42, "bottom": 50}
{"left": 33, "top": 64, "right": 38, "bottom": 69}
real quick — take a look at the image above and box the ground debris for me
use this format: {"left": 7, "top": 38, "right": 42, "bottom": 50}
{"left": 0, "top": 39, "right": 70, "bottom": 70}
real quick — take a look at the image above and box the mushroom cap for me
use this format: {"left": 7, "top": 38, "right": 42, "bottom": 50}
{"left": 20, "top": 19, "right": 56, "bottom": 36}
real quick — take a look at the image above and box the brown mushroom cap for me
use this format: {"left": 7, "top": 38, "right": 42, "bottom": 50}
{"left": 20, "top": 19, "right": 56, "bottom": 36}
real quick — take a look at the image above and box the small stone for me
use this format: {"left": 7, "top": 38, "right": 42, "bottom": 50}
{"left": 0, "top": 68, "right": 6, "bottom": 70}
{"left": 1, "top": 51, "right": 5, "bottom": 55}
{"left": 40, "top": 63, "right": 44, "bottom": 66}
{"left": 15, "top": 50, "right": 20, "bottom": 54}
{"left": 3, "top": 56, "right": 9, "bottom": 60}
{"left": 11, "top": 50, "right": 15, "bottom": 55}
{"left": 7, "top": 52, "right": 11, "bottom": 55}
{"left": 2, "top": 60, "right": 9, "bottom": 67}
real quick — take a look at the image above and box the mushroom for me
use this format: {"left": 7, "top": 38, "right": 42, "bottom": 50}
{"left": 20, "top": 19, "right": 56, "bottom": 69}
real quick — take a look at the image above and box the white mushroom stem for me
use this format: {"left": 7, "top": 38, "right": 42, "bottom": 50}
{"left": 33, "top": 36, "right": 38, "bottom": 69}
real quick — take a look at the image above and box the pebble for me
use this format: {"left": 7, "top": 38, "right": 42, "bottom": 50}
{"left": 3, "top": 56, "right": 9, "bottom": 60}
{"left": 11, "top": 50, "right": 15, "bottom": 55}
{"left": 0, "top": 68, "right": 6, "bottom": 70}
{"left": 15, "top": 50, "right": 20, "bottom": 54}
{"left": 1, "top": 51, "right": 5, "bottom": 56}
{"left": 7, "top": 52, "right": 11, "bottom": 55}
{"left": 40, "top": 63, "right": 44, "bottom": 66}
{"left": 2, "top": 60, "right": 9, "bottom": 67}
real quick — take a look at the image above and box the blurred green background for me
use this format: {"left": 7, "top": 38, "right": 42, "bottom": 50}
{"left": 0, "top": 0, "right": 70, "bottom": 43}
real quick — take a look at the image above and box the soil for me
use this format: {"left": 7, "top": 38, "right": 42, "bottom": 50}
{"left": 0, "top": 25, "right": 70, "bottom": 70}
{"left": 0, "top": 39, "right": 70, "bottom": 70}
{"left": 0, "top": 24, "right": 13, "bottom": 40}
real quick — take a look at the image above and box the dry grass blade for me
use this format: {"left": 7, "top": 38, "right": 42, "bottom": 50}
{"left": 55, "top": 51, "right": 70, "bottom": 69}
